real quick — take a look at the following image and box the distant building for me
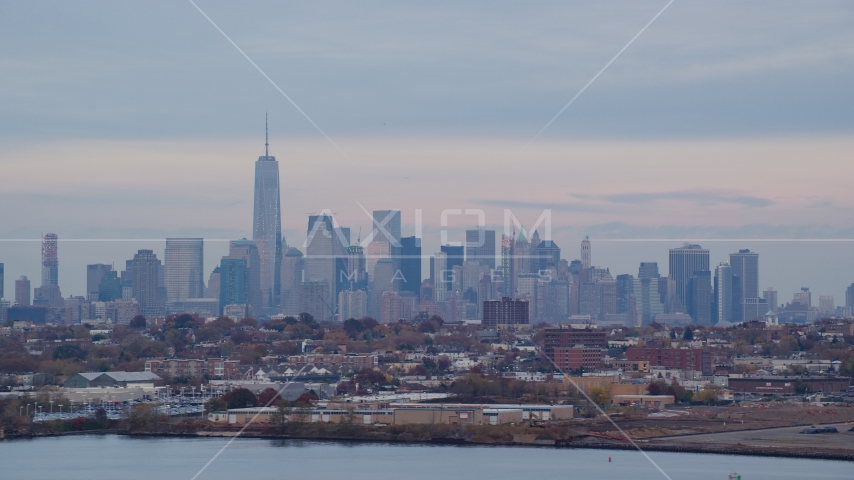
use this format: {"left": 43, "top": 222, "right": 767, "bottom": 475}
{"left": 819, "top": 295, "right": 835, "bottom": 316}
{"left": 626, "top": 348, "right": 713, "bottom": 375}
{"left": 280, "top": 248, "right": 304, "bottom": 314}
{"left": 714, "top": 262, "right": 732, "bottom": 324}
{"left": 763, "top": 287, "right": 778, "bottom": 312}
{"left": 15, "top": 276, "right": 31, "bottom": 306}
{"left": 253, "top": 129, "right": 283, "bottom": 313}
{"left": 86, "top": 264, "right": 112, "bottom": 301}
{"left": 687, "top": 270, "right": 712, "bottom": 325}
{"left": 465, "top": 228, "right": 495, "bottom": 269}
{"left": 132, "top": 249, "right": 163, "bottom": 319}
{"left": 669, "top": 244, "right": 709, "bottom": 311}
{"left": 398, "top": 236, "right": 421, "bottom": 295}
{"left": 552, "top": 347, "right": 603, "bottom": 371}
{"left": 145, "top": 358, "right": 240, "bottom": 380}
{"left": 339, "top": 289, "right": 367, "bottom": 321}
{"left": 164, "top": 238, "right": 204, "bottom": 304}
{"left": 98, "top": 270, "right": 122, "bottom": 302}
{"left": 482, "top": 297, "right": 529, "bottom": 328}
{"left": 229, "top": 239, "right": 263, "bottom": 316}
{"left": 41, "top": 233, "right": 59, "bottom": 288}
{"left": 298, "top": 281, "right": 332, "bottom": 322}
{"left": 287, "top": 353, "right": 376, "bottom": 370}
{"left": 219, "top": 257, "right": 248, "bottom": 315}
{"left": 64, "top": 371, "right": 162, "bottom": 388}
{"left": 543, "top": 327, "right": 607, "bottom": 360}
{"left": 580, "top": 236, "right": 591, "bottom": 270}
{"left": 730, "top": 249, "right": 759, "bottom": 322}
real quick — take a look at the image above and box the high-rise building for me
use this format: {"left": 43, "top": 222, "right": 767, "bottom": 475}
{"left": 763, "top": 287, "right": 778, "bottom": 312}
{"left": 846, "top": 284, "right": 854, "bottom": 310}
{"left": 15, "top": 276, "right": 30, "bottom": 306}
{"left": 206, "top": 267, "right": 221, "bottom": 301}
{"left": 339, "top": 289, "right": 367, "bottom": 321}
{"left": 742, "top": 297, "right": 768, "bottom": 321}
{"left": 730, "top": 249, "right": 759, "bottom": 322}
{"left": 819, "top": 295, "right": 835, "bottom": 316}
{"left": 344, "top": 245, "right": 367, "bottom": 290}
{"left": 280, "top": 248, "right": 304, "bottom": 314}
{"left": 793, "top": 288, "right": 811, "bottom": 308}
{"left": 686, "top": 270, "right": 712, "bottom": 325}
{"left": 669, "top": 244, "right": 709, "bottom": 310}
{"left": 615, "top": 274, "right": 634, "bottom": 315}
{"left": 252, "top": 119, "right": 282, "bottom": 312}
{"left": 371, "top": 210, "right": 401, "bottom": 247}
{"left": 305, "top": 215, "right": 339, "bottom": 310}
{"left": 366, "top": 240, "right": 390, "bottom": 281}
{"left": 86, "top": 264, "right": 112, "bottom": 300}
{"left": 714, "top": 262, "right": 732, "bottom": 324}
{"left": 369, "top": 258, "right": 398, "bottom": 318}
{"left": 482, "top": 297, "right": 529, "bottom": 328}
{"left": 298, "top": 281, "right": 332, "bottom": 321}
{"left": 634, "top": 263, "right": 663, "bottom": 326}
{"left": 533, "top": 239, "right": 560, "bottom": 273}
{"left": 0, "top": 262, "right": 4, "bottom": 300}
{"left": 219, "top": 257, "right": 248, "bottom": 315}
{"left": 98, "top": 271, "right": 122, "bottom": 302}
{"left": 398, "top": 236, "right": 421, "bottom": 295}
{"left": 430, "top": 252, "right": 448, "bottom": 301}
{"left": 500, "top": 234, "right": 514, "bottom": 297}
{"left": 132, "top": 249, "right": 163, "bottom": 319}
{"left": 440, "top": 245, "right": 464, "bottom": 287}
{"left": 229, "top": 239, "right": 262, "bottom": 316}
{"left": 164, "top": 238, "right": 204, "bottom": 303}
{"left": 581, "top": 236, "right": 591, "bottom": 269}
{"left": 465, "top": 228, "right": 495, "bottom": 269}
{"left": 42, "top": 233, "right": 59, "bottom": 287}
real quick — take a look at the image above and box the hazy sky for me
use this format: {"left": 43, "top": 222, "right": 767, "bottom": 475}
{"left": 2, "top": 1, "right": 853, "bottom": 300}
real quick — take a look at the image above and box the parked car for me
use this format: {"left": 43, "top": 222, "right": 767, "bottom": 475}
{"left": 800, "top": 426, "right": 838, "bottom": 434}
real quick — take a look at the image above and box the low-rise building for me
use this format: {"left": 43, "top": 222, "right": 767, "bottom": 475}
{"left": 144, "top": 358, "right": 241, "bottom": 380}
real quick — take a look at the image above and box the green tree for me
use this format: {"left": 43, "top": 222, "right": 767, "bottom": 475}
{"left": 683, "top": 327, "right": 694, "bottom": 341}
{"left": 204, "top": 397, "right": 227, "bottom": 413}
{"left": 589, "top": 386, "right": 610, "bottom": 406}
{"left": 221, "top": 388, "right": 257, "bottom": 409}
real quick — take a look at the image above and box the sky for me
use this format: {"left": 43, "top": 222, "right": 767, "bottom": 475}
{"left": 1, "top": 1, "right": 853, "bottom": 302}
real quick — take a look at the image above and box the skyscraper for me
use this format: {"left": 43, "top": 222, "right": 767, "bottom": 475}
{"left": 500, "top": 234, "right": 514, "bottom": 297}
{"left": 164, "top": 238, "right": 204, "bottom": 304}
{"left": 581, "top": 236, "right": 591, "bottom": 269}
{"left": 399, "top": 236, "right": 422, "bottom": 295}
{"left": 634, "top": 263, "right": 663, "bottom": 325}
{"left": 730, "top": 249, "right": 759, "bottom": 322}
{"left": 15, "top": 276, "right": 30, "bottom": 306}
{"left": 430, "top": 252, "right": 448, "bottom": 301}
{"left": 465, "top": 228, "right": 495, "bottom": 269}
{"left": 440, "top": 245, "right": 464, "bottom": 291}
{"left": 219, "top": 257, "right": 248, "bottom": 315}
{"left": 280, "top": 247, "right": 304, "bottom": 314}
{"left": 714, "top": 262, "right": 732, "bottom": 324}
{"left": 132, "top": 249, "right": 162, "bottom": 319}
{"left": 42, "top": 233, "right": 59, "bottom": 287}
{"left": 669, "top": 244, "right": 710, "bottom": 310}
{"left": 229, "top": 239, "right": 263, "bottom": 316}
{"left": 371, "top": 210, "right": 401, "bottom": 246}
{"left": 344, "top": 245, "right": 367, "bottom": 290}
{"left": 687, "top": 270, "right": 712, "bottom": 325}
{"left": 0, "top": 262, "right": 4, "bottom": 300}
{"left": 846, "top": 284, "right": 854, "bottom": 310}
{"left": 86, "top": 264, "right": 112, "bottom": 301}
{"left": 252, "top": 118, "right": 282, "bottom": 312}
{"left": 763, "top": 287, "right": 778, "bottom": 312}
{"left": 305, "top": 214, "right": 339, "bottom": 310}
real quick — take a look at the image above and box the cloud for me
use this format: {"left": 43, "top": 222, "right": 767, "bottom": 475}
{"left": 593, "top": 190, "right": 774, "bottom": 208}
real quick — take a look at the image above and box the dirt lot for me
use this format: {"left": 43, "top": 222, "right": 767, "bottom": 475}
{"left": 647, "top": 423, "right": 854, "bottom": 451}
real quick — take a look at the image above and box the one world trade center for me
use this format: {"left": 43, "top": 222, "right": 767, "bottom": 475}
{"left": 253, "top": 116, "right": 282, "bottom": 314}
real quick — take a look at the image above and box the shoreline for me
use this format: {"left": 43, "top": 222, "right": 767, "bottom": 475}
{"left": 5, "top": 428, "right": 854, "bottom": 462}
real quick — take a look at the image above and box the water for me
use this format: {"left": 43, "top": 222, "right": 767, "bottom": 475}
{"left": 0, "top": 434, "right": 849, "bottom": 480}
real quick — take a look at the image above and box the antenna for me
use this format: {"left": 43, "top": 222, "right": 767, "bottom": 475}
{"left": 357, "top": 227, "right": 361, "bottom": 245}
{"left": 265, "top": 112, "right": 269, "bottom": 157}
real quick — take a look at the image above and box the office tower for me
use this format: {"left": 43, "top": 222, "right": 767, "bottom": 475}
{"left": 465, "top": 228, "right": 496, "bottom": 269}
{"left": 500, "top": 234, "right": 514, "bottom": 297}
{"left": 714, "top": 262, "right": 732, "bottom": 324}
{"left": 793, "top": 288, "right": 811, "bottom": 308}
{"left": 846, "top": 284, "right": 854, "bottom": 310}
{"left": 763, "top": 287, "right": 778, "bottom": 312}
{"left": 86, "top": 264, "right": 111, "bottom": 300}
{"left": 742, "top": 297, "right": 768, "bottom": 321}
{"left": 581, "top": 236, "right": 591, "bottom": 269}
{"left": 634, "top": 263, "right": 663, "bottom": 326}
{"left": 334, "top": 227, "right": 351, "bottom": 298}
{"left": 371, "top": 210, "right": 401, "bottom": 246}
{"left": 206, "top": 267, "right": 221, "bottom": 301}
{"left": 253, "top": 119, "right": 283, "bottom": 311}
{"left": 440, "top": 245, "right": 465, "bottom": 285}
{"left": 344, "top": 245, "right": 367, "bottom": 290}
{"left": 516, "top": 273, "right": 538, "bottom": 319}
{"left": 615, "top": 274, "right": 634, "bottom": 315}
{"left": 42, "top": 233, "right": 59, "bottom": 287}
{"left": 512, "top": 231, "right": 531, "bottom": 296}
{"left": 669, "top": 244, "right": 710, "bottom": 310}
{"left": 164, "top": 238, "right": 204, "bottom": 303}
{"left": 430, "top": 252, "right": 448, "bottom": 301}
{"left": 369, "top": 258, "right": 398, "bottom": 317}
{"left": 339, "top": 289, "right": 367, "bottom": 321}
{"left": 366, "top": 240, "right": 390, "bottom": 281}
{"left": 533, "top": 239, "right": 560, "bottom": 273}
{"left": 229, "top": 239, "right": 262, "bottom": 316}
{"left": 280, "top": 248, "right": 304, "bottom": 314}
{"left": 305, "top": 215, "right": 338, "bottom": 309}
{"left": 219, "top": 257, "right": 248, "bottom": 315}
{"left": 686, "top": 270, "right": 712, "bottom": 325}
{"left": 132, "top": 249, "right": 163, "bottom": 319}
{"left": 730, "top": 249, "right": 759, "bottom": 322}
{"left": 298, "top": 281, "right": 331, "bottom": 321}
{"left": 98, "top": 271, "right": 122, "bottom": 302}
{"left": 819, "top": 296, "right": 835, "bottom": 316}
{"left": 399, "top": 236, "right": 421, "bottom": 295}
{"left": 0, "top": 262, "right": 4, "bottom": 300}
{"left": 15, "top": 276, "right": 30, "bottom": 306}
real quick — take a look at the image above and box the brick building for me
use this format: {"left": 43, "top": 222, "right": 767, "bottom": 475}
{"left": 552, "top": 347, "right": 603, "bottom": 371}
{"left": 482, "top": 297, "right": 529, "bottom": 328}
{"left": 287, "top": 353, "right": 376, "bottom": 370}
{"left": 144, "top": 357, "right": 241, "bottom": 380}
{"left": 543, "top": 327, "right": 607, "bottom": 360}
{"left": 626, "top": 348, "right": 713, "bottom": 375}
{"left": 728, "top": 376, "right": 850, "bottom": 394}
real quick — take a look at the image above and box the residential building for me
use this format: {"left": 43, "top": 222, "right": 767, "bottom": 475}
{"left": 543, "top": 327, "right": 607, "bottom": 360}
{"left": 714, "top": 262, "right": 732, "bottom": 324}
{"left": 482, "top": 297, "right": 529, "bottom": 328}
{"left": 298, "top": 281, "right": 332, "bottom": 322}
{"left": 132, "top": 249, "right": 163, "bottom": 319}
{"left": 553, "top": 347, "right": 603, "bottom": 371}
{"left": 626, "top": 348, "right": 713, "bottom": 374}
{"left": 15, "top": 276, "right": 31, "bottom": 306}
{"left": 339, "top": 289, "right": 367, "bottom": 320}
{"left": 145, "top": 358, "right": 240, "bottom": 380}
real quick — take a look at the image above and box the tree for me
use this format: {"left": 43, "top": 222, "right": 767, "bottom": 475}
{"left": 221, "top": 388, "right": 257, "bottom": 409}
{"left": 295, "top": 391, "right": 318, "bottom": 406}
{"left": 669, "top": 330, "right": 677, "bottom": 340}
{"left": 683, "top": 327, "right": 694, "bottom": 341}
{"left": 129, "top": 315, "right": 147, "bottom": 329}
{"left": 257, "top": 387, "right": 282, "bottom": 406}
{"left": 588, "top": 386, "right": 610, "bottom": 406}
{"left": 204, "top": 397, "right": 227, "bottom": 413}
{"left": 52, "top": 344, "right": 87, "bottom": 361}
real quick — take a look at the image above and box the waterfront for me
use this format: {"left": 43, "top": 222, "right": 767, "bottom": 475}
{"left": 0, "top": 435, "right": 850, "bottom": 480}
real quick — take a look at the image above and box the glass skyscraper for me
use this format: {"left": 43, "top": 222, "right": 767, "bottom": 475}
{"left": 252, "top": 121, "right": 282, "bottom": 312}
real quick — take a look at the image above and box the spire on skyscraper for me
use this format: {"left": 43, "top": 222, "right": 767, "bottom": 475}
{"left": 265, "top": 111, "right": 269, "bottom": 157}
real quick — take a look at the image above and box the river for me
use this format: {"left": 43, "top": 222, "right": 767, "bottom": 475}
{"left": 0, "top": 435, "right": 849, "bottom": 479}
